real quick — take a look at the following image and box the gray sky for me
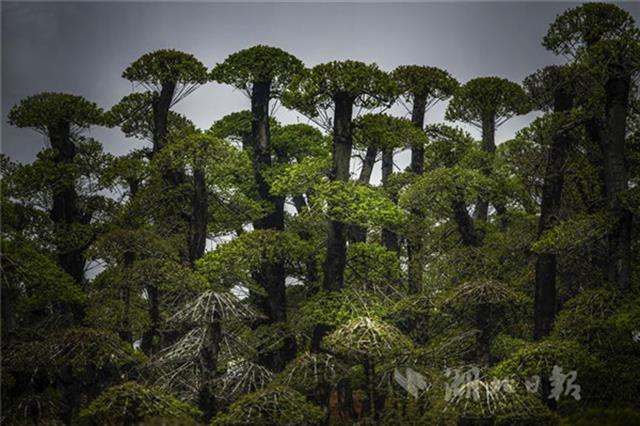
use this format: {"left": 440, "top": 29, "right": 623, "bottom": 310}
{"left": 2, "top": 2, "right": 638, "bottom": 174}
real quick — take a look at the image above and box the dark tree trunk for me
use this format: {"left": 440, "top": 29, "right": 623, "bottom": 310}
{"left": 381, "top": 147, "right": 398, "bottom": 252}
{"left": 119, "top": 250, "right": 136, "bottom": 343}
{"left": 250, "top": 80, "right": 294, "bottom": 371}
{"left": 47, "top": 122, "right": 87, "bottom": 324}
{"left": 534, "top": 87, "right": 574, "bottom": 340}
{"left": 363, "top": 358, "right": 376, "bottom": 420}
{"left": 407, "top": 96, "right": 427, "bottom": 293}
{"left": 349, "top": 145, "right": 378, "bottom": 243}
{"left": 141, "top": 284, "right": 160, "bottom": 355}
{"left": 151, "top": 81, "right": 176, "bottom": 154}
{"left": 189, "top": 168, "right": 208, "bottom": 265}
{"left": 49, "top": 121, "right": 85, "bottom": 285}
{"left": 359, "top": 145, "right": 378, "bottom": 184}
{"left": 474, "top": 114, "right": 496, "bottom": 222}
{"left": 323, "top": 93, "right": 354, "bottom": 291}
{"left": 601, "top": 75, "right": 632, "bottom": 291}
{"left": 409, "top": 96, "right": 426, "bottom": 175}
{"left": 313, "top": 93, "right": 354, "bottom": 352}
{"left": 453, "top": 198, "right": 481, "bottom": 247}
{"left": 198, "top": 320, "right": 221, "bottom": 422}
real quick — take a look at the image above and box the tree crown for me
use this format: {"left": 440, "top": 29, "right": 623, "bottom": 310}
{"left": 8, "top": 92, "right": 103, "bottom": 135}
{"left": 282, "top": 60, "right": 396, "bottom": 126}
{"left": 211, "top": 45, "right": 304, "bottom": 98}
{"left": 122, "top": 49, "right": 209, "bottom": 86}
{"left": 105, "top": 92, "right": 195, "bottom": 141}
{"left": 393, "top": 65, "right": 459, "bottom": 107}
{"left": 353, "top": 113, "right": 427, "bottom": 150}
{"left": 543, "top": 3, "right": 637, "bottom": 56}
{"left": 523, "top": 65, "right": 577, "bottom": 112}
{"left": 445, "top": 77, "right": 531, "bottom": 127}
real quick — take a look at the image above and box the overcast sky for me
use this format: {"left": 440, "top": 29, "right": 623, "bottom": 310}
{"left": 2, "top": 2, "right": 639, "bottom": 175}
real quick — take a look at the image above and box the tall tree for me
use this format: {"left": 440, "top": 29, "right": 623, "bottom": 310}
{"left": 8, "top": 93, "right": 103, "bottom": 294}
{"left": 283, "top": 61, "right": 396, "bottom": 295}
{"left": 543, "top": 2, "right": 640, "bottom": 290}
{"left": 393, "top": 66, "right": 459, "bottom": 293}
{"left": 121, "top": 49, "right": 209, "bottom": 156}
{"left": 446, "top": 77, "right": 531, "bottom": 223}
{"left": 524, "top": 65, "right": 578, "bottom": 339}
{"left": 119, "top": 49, "right": 207, "bottom": 353}
{"left": 211, "top": 45, "right": 305, "bottom": 371}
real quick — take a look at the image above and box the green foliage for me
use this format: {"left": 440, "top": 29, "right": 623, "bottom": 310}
{"left": 8, "top": 92, "right": 103, "bottom": 134}
{"left": 78, "top": 382, "right": 202, "bottom": 425}
{"left": 523, "top": 65, "right": 576, "bottom": 112}
{"left": 345, "top": 242, "right": 403, "bottom": 294}
{"left": 492, "top": 339, "right": 599, "bottom": 381}
{"left": 532, "top": 212, "right": 612, "bottom": 254}
{"left": 299, "top": 289, "right": 386, "bottom": 329}
{"left": 271, "top": 123, "right": 329, "bottom": 162}
{"left": 105, "top": 92, "right": 195, "bottom": 141}
{"left": 353, "top": 113, "right": 427, "bottom": 150}
{"left": 122, "top": 49, "right": 208, "bottom": 86}
{"left": 543, "top": 2, "right": 637, "bottom": 56}
{"left": 197, "top": 229, "right": 312, "bottom": 292}
{"left": 268, "top": 156, "right": 331, "bottom": 197}
{"left": 282, "top": 60, "right": 396, "bottom": 119}
{"left": 276, "top": 352, "right": 347, "bottom": 393}
{"left": 5, "top": 328, "right": 145, "bottom": 379}
{"left": 445, "top": 77, "right": 531, "bottom": 125}
{"left": 560, "top": 407, "right": 640, "bottom": 426}
{"left": 312, "top": 179, "right": 406, "bottom": 229}
{"left": 209, "top": 110, "right": 281, "bottom": 144}
{"left": 400, "top": 166, "right": 493, "bottom": 219}
{"left": 210, "top": 385, "right": 325, "bottom": 426}
{"left": 211, "top": 45, "right": 304, "bottom": 97}
{"left": 392, "top": 65, "right": 459, "bottom": 104}
{"left": 424, "top": 124, "right": 475, "bottom": 168}
{"left": 323, "top": 316, "right": 413, "bottom": 361}
{"left": 550, "top": 288, "right": 622, "bottom": 350}
{"left": 1, "top": 237, "right": 85, "bottom": 320}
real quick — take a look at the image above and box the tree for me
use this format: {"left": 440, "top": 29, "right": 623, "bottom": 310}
{"left": 283, "top": 61, "right": 396, "bottom": 291}
{"left": 8, "top": 93, "right": 103, "bottom": 304}
{"left": 212, "top": 45, "right": 305, "bottom": 371}
{"left": 158, "top": 290, "right": 262, "bottom": 421}
{"left": 393, "top": 66, "right": 459, "bottom": 293}
{"left": 523, "top": 65, "right": 579, "bottom": 339}
{"left": 122, "top": 49, "right": 208, "bottom": 155}
{"left": 350, "top": 113, "right": 426, "bottom": 251}
{"left": 446, "top": 77, "right": 531, "bottom": 222}
{"left": 544, "top": 3, "right": 640, "bottom": 290}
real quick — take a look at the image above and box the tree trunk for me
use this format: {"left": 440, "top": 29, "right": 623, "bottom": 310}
{"left": 534, "top": 87, "right": 574, "bottom": 340}
{"left": 141, "top": 284, "right": 160, "bottom": 355}
{"left": 407, "top": 96, "right": 427, "bottom": 293}
{"left": 363, "top": 358, "right": 377, "bottom": 420}
{"left": 250, "top": 80, "right": 293, "bottom": 371}
{"left": 189, "top": 167, "right": 208, "bottom": 265}
{"left": 151, "top": 81, "right": 176, "bottom": 154}
{"left": 381, "top": 147, "right": 398, "bottom": 252}
{"left": 323, "top": 93, "right": 354, "bottom": 291}
{"left": 453, "top": 198, "right": 481, "bottom": 247}
{"left": 474, "top": 114, "right": 496, "bottom": 222}
{"left": 601, "top": 75, "right": 632, "bottom": 291}
{"left": 349, "top": 145, "right": 378, "bottom": 243}
{"left": 49, "top": 121, "right": 85, "bottom": 285}
{"left": 199, "top": 320, "right": 221, "bottom": 421}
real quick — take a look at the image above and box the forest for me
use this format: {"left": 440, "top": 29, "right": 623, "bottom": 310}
{"left": 1, "top": 2, "right": 639, "bottom": 425}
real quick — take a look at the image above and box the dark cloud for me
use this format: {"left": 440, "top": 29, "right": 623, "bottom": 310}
{"left": 2, "top": 2, "right": 638, "bottom": 168}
